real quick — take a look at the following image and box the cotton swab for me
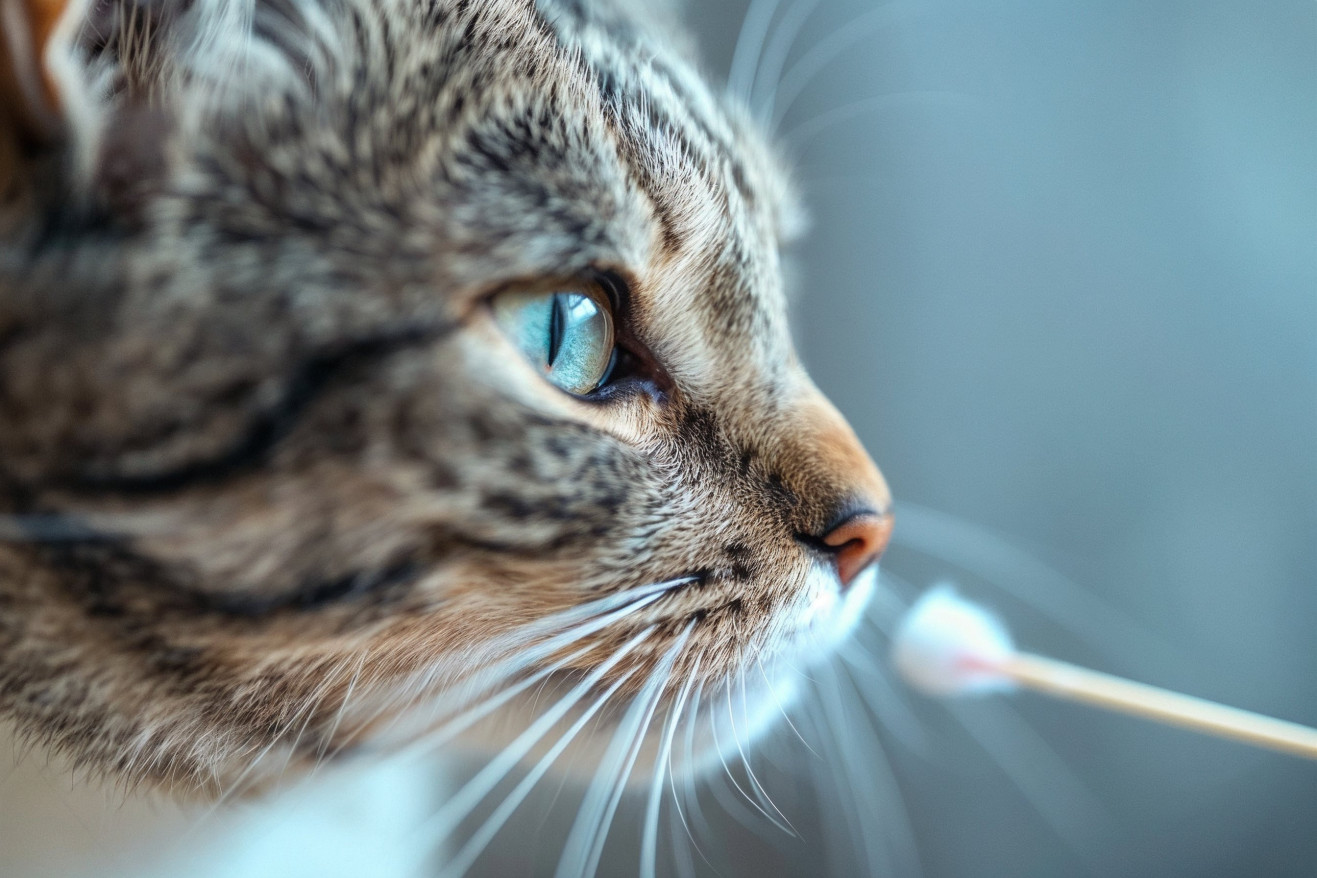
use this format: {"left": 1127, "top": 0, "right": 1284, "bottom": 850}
{"left": 892, "top": 586, "right": 1317, "bottom": 761}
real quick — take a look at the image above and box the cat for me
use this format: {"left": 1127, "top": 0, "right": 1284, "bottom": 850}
{"left": 0, "top": 0, "right": 892, "bottom": 873}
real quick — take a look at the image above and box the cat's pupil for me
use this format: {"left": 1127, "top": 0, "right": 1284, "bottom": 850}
{"left": 492, "top": 287, "right": 616, "bottom": 395}
{"left": 547, "top": 294, "right": 564, "bottom": 366}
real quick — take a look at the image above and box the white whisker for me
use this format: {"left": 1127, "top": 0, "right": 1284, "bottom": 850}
{"left": 673, "top": 679, "right": 718, "bottom": 858}
{"left": 361, "top": 579, "right": 686, "bottom": 755}
{"left": 397, "top": 639, "right": 599, "bottom": 758}
{"left": 748, "top": 0, "right": 821, "bottom": 119}
{"left": 278, "top": 651, "right": 364, "bottom": 777}
{"left": 667, "top": 799, "right": 699, "bottom": 878}
{"left": 314, "top": 647, "right": 370, "bottom": 764}
{"left": 437, "top": 671, "right": 638, "bottom": 878}
{"left": 555, "top": 628, "right": 691, "bottom": 878}
{"left": 727, "top": 0, "right": 784, "bottom": 105}
{"left": 704, "top": 755, "right": 777, "bottom": 840}
{"left": 661, "top": 676, "right": 730, "bottom": 878}
{"left": 414, "top": 625, "right": 657, "bottom": 856}
{"left": 890, "top": 502, "right": 1182, "bottom": 667}
{"left": 679, "top": 678, "right": 711, "bottom": 830}
{"left": 944, "top": 698, "right": 1117, "bottom": 860}
{"left": 780, "top": 90, "right": 983, "bottom": 152}
{"left": 728, "top": 677, "right": 796, "bottom": 835}
{"left": 840, "top": 642, "right": 931, "bottom": 757}
{"left": 815, "top": 663, "right": 922, "bottom": 877}
{"left": 758, "top": 657, "right": 817, "bottom": 758}
{"left": 709, "top": 685, "right": 794, "bottom": 837}
{"left": 640, "top": 634, "right": 698, "bottom": 878}
{"left": 183, "top": 667, "right": 346, "bottom": 842}
{"left": 768, "top": 2, "right": 914, "bottom": 130}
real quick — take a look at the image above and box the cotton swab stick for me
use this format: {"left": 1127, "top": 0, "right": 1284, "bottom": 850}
{"left": 892, "top": 586, "right": 1317, "bottom": 761}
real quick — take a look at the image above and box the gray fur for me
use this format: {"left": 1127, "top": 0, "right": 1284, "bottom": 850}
{"left": 0, "top": 0, "right": 888, "bottom": 797}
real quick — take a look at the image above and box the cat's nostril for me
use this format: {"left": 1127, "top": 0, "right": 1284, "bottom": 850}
{"left": 820, "top": 511, "right": 893, "bottom": 588}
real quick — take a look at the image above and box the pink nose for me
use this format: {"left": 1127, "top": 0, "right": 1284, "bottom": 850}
{"left": 821, "top": 512, "right": 893, "bottom": 587}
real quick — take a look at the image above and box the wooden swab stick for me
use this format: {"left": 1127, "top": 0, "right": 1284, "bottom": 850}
{"left": 997, "top": 652, "right": 1317, "bottom": 760}
{"left": 892, "top": 586, "right": 1317, "bottom": 761}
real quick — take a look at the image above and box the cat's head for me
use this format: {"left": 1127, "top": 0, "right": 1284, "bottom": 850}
{"left": 0, "top": 0, "right": 889, "bottom": 792}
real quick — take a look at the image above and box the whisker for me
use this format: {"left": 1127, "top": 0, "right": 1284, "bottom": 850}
{"left": 728, "top": 678, "right": 797, "bottom": 835}
{"left": 748, "top": 0, "right": 821, "bottom": 119}
{"left": 277, "top": 651, "right": 366, "bottom": 778}
{"left": 758, "top": 656, "right": 817, "bottom": 758}
{"left": 412, "top": 624, "right": 657, "bottom": 855}
{"left": 449, "top": 579, "right": 686, "bottom": 688}
{"left": 391, "top": 638, "right": 600, "bottom": 762}
{"left": 840, "top": 641, "right": 932, "bottom": 757}
{"left": 355, "top": 579, "right": 686, "bottom": 756}
{"left": 555, "top": 627, "right": 691, "bottom": 878}
{"left": 314, "top": 647, "right": 370, "bottom": 764}
{"left": 780, "top": 90, "right": 983, "bottom": 152}
{"left": 708, "top": 694, "right": 794, "bottom": 837}
{"left": 183, "top": 665, "right": 347, "bottom": 840}
{"left": 727, "top": 0, "right": 785, "bottom": 106}
{"left": 769, "top": 2, "right": 915, "bottom": 130}
{"left": 800, "top": 695, "right": 873, "bottom": 875}
{"left": 436, "top": 671, "right": 638, "bottom": 878}
{"left": 704, "top": 755, "right": 778, "bottom": 841}
{"left": 673, "top": 678, "right": 719, "bottom": 861}
{"left": 667, "top": 798, "right": 699, "bottom": 878}
{"left": 944, "top": 697, "right": 1118, "bottom": 862}
{"left": 576, "top": 670, "right": 683, "bottom": 878}
{"left": 666, "top": 699, "right": 725, "bottom": 878}
{"left": 816, "top": 663, "right": 923, "bottom": 878}
{"left": 890, "top": 501, "right": 1185, "bottom": 668}
{"left": 640, "top": 641, "right": 699, "bottom": 878}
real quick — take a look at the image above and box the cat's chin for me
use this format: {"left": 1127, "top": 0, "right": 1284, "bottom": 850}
{"left": 797, "top": 562, "right": 878, "bottom": 653}
{"left": 450, "top": 563, "right": 877, "bottom": 786}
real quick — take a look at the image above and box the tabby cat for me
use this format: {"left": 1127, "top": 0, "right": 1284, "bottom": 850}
{"left": 0, "top": 0, "right": 891, "bottom": 872}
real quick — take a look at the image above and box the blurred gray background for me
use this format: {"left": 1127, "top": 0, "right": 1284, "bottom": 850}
{"left": 674, "top": 1, "right": 1317, "bottom": 877}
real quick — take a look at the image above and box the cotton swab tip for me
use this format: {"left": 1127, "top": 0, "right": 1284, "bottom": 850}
{"left": 891, "top": 586, "right": 1017, "bottom": 696}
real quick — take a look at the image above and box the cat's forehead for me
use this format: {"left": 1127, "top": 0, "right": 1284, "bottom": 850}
{"left": 483, "top": 0, "right": 800, "bottom": 388}
{"left": 167, "top": 0, "right": 797, "bottom": 363}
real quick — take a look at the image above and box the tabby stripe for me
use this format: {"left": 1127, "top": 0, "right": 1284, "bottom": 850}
{"left": 65, "top": 325, "right": 448, "bottom": 495}
{"left": 42, "top": 539, "right": 425, "bottom": 618}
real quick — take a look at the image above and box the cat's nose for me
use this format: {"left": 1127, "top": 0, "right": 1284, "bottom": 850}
{"left": 780, "top": 374, "right": 893, "bottom": 586}
{"left": 821, "top": 510, "right": 893, "bottom": 588}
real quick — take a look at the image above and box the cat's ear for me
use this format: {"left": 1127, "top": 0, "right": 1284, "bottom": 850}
{"left": 0, "top": 0, "right": 98, "bottom": 193}
{"left": 0, "top": 0, "right": 123, "bottom": 205}
{"left": 0, "top": 0, "right": 68, "bottom": 139}
{"left": 2, "top": 0, "right": 176, "bottom": 218}
{"left": 0, "top": 0, "right": 94, "bottom": 144}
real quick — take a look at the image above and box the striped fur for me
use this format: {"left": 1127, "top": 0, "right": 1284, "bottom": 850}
{"left": 0, "top": 0, "right": 888, "bottom": 797}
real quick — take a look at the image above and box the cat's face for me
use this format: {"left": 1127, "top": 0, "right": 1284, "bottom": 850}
{"left": 0, "top": 0, "right": 888, "bottom": 792}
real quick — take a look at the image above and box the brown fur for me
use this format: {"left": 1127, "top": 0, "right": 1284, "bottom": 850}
{"left": 0, "top": 0, "right": 889, "bottom": 795}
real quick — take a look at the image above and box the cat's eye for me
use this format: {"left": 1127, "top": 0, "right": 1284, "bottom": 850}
{"left": 491, "top": 287, "right": 617, "bottom": 395}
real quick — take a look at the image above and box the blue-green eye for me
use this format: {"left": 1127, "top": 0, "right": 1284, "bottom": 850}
{"left": 492, "top": 288, "right": 617, "bottom": 395}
